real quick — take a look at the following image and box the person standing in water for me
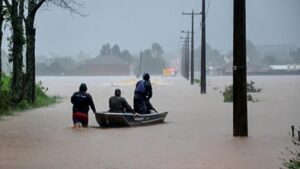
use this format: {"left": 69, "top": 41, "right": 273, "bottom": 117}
{"left": 71, "top": 83, "right": 96, "bottom": 128}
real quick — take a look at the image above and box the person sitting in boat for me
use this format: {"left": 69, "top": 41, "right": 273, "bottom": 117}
{"left": 109, "top": 89, "right": 135, "bottom": 113}
{"left": 134, "top": 73, "right": 157, "bottom": 114}
{"left": 71, "top": 83, "right": 96, "bottom": 128}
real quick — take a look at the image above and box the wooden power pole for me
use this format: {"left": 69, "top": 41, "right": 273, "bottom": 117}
{"left": 200, "top": 0, "right": 206, "bottom": 94}
{"left": 233, "top": 0, "right": 248, "bottom": 136}
{"left": 183, "top": 10, "right": 200, "bottom": 85}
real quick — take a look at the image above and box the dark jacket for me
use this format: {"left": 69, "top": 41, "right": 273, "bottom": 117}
{"left": 134, "top": 80, "right": 152, "bottom": 99}
{"left": 109, "top": 96, "right": 134, "bottom": 113}
{"left": 71, "top": 91, "right": 96, "bottom": 114}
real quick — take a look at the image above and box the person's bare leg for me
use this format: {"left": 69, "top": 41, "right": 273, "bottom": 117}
{"left": 73, "top": 122, "right": 82, "bottom": 129}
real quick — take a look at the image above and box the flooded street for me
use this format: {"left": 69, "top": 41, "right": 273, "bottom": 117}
{"left": 0, "top": 75, "right": 299, "bottom": 169}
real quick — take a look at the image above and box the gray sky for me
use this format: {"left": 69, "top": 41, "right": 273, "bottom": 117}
{"left": 28, "top": 0, "right": 300, "bottom": 57}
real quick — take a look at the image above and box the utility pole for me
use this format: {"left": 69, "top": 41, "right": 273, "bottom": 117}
{"left": 200, "top": 0, "right": 206, "bottom": 94}
{"left": 233, "top": 0, "right": 248, "bottom": 136}
{"left": 184, "top": 38, "right": 190, "bottom": 80}
{"left": 181, "top": 46, "right": 185, "bottom": 78}
{"left": 183, "top": 10, "right": 200, "bottom": 85}
{"left": 138, "top": 51, "right": 143, "bottom": 78}
{"left": 180, "top": 41, "right": 188, "bottom": 80}
{"left": 186, "top": 31, "right": 190, "bottom": 80}
{"left": 181, "top": 31, "right": 190, "bottom": 80}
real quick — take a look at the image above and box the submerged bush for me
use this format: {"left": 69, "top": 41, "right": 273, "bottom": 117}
{"left": 194, "top": 78, "right": 200, "bottom": 84}
{"left": 247, "top": 81, "right": 262, "bottom": 93}
{"left": 223, "top": 85, "right": 233, "bottom": 102}
{"left": 222, "top": 81, "right": 261, "bottom": 102}
{"left": 280, "top": 126, "right": 300, "bottom": 169}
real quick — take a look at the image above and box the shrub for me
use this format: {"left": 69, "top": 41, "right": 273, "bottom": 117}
{"left": 0, "top": 76, "right": 58, "bottom": 117}
{"left": 247, "top": 81, "right": 262, "bottom": 92}
{"left": 194, "top": 78, "right": 201, "bottom": 84}
{"left": 223, "top": 85, "right": 233, "bottom": 102}
{"left": 222, "top": 81, "right": 261, "bottom": 102}
{"left": 0, "top": 75, "right": 12, "bottom": 115}
{"left": 0, "top": 89, "right": 11, "bottom": 115}
{"left": 280, "top": 126, "right": 300, "bottom": 169}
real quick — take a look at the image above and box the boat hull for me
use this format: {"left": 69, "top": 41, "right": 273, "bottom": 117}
{"left": 95, "top": 112, "right": 168, "bottom": 127}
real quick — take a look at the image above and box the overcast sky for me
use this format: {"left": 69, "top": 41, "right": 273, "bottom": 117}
{"left": 15, "top": 0, "right": 300, "bottom": 57}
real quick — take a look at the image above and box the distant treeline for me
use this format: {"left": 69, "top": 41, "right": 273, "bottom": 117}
{"left": 35, "top": 42, "right": 167, "bottom": 76}
{"left": 193, "top": 40, "right": 300, "bottom": 70}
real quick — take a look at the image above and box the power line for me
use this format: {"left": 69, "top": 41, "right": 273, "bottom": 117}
{"left": 206, "top": 0, "right": 211, "bottom": 19}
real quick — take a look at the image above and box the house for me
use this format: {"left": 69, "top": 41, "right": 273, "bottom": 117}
{"left": 269, "top": 64, "right": 300, "bottom": 71}
{"left": 67, "top": 55, "right": 130, "bottom": 76}
{"left": 215, "top": 62, "right": 271, "bottom": 75}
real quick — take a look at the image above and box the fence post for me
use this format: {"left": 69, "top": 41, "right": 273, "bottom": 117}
{"left": 291, "top": 125, "right": 295, "bottom": 137}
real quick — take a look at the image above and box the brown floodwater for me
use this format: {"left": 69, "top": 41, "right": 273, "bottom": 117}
{"left": 0, "top": 75, "right": 299, "bottom": 169}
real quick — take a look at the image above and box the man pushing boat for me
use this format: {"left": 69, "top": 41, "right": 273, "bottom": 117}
{"left": 71, "top": 83, "right": 96, "bottom": 128}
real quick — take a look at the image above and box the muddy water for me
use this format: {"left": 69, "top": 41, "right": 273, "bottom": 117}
{"left": 0, "top": 76, "right": 299, "bottom": 169}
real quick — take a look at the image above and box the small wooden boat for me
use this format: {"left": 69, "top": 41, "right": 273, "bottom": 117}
{"left": 95, "top": 111, "right": 168, "bottom": 127}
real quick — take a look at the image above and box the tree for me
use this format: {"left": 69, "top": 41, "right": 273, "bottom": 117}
{"left": 262, "top": 55, "right": 279, "bottom": 65}
{"left": 24, "top": 0, "right": 43, "bottom": 102}
{"left": 4, "top": 0, "right": 26, "bottom": 103}
{"left": 194, "top": 43, "right": 225, "bottom": 68}
{"left": 52, "top": 56, "right": 76, "bottom": 71}
{"left": 246, "top": 40, "right": 261, "bottom": 63}
{"left": 2, "top": 0, "right": 84, "bottom": 103}
{"left": 134, "top": 44, "right": 167, "bottom": 75}
{"left": 0, "top": 0, "right": 3, "bottom": 82}
{"left": 111, "top": 44, "right": 121, "bottom": 57}
{"left": 100, "top": 43, "right": 111, "bottom": 56}
{"left": 75, "top": 50, "right": 91, "bottom": 62}
{"left": 23, "top": 0, "right": 84, "bottom": 102}
{"left": 290, "top": 48, "right": 300, "bottom": 64}
{"left": 121, "top": 50, "right": 132, "bottom": 63}
{"left": 140, "top": 49, "right": 156, "bottom": 73}
{"left": 151, "top": 42, "right": 164, "bottom": 58}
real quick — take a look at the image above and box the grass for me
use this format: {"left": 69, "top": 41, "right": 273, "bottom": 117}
{"left": 0, "top": 74, "right": 60, "bottom": 118}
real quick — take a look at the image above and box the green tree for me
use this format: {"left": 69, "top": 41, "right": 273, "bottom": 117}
{"left": 24, "top": 0, "right": 84, "bottom": 102}
{"left": 4, "top": 0, "right": 26, "bottom": 103}
{"left": 0, "top": 0, "right": 3, "bottom": 82}
{"left": 3, "top": 0, "right": 84, "bottom": 103}
{"left": 24, "top": 0, "right": 44, "bottom": 103}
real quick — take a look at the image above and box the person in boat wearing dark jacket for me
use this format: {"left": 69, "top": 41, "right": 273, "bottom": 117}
{"left": 109, "top": 89, "right": 134, "bottom": 113}
{"left": 71, "top": 83, "right": 96, "bottom": 128}
{"left": 134, "top": 73, "right": 157, "bottom": 114}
